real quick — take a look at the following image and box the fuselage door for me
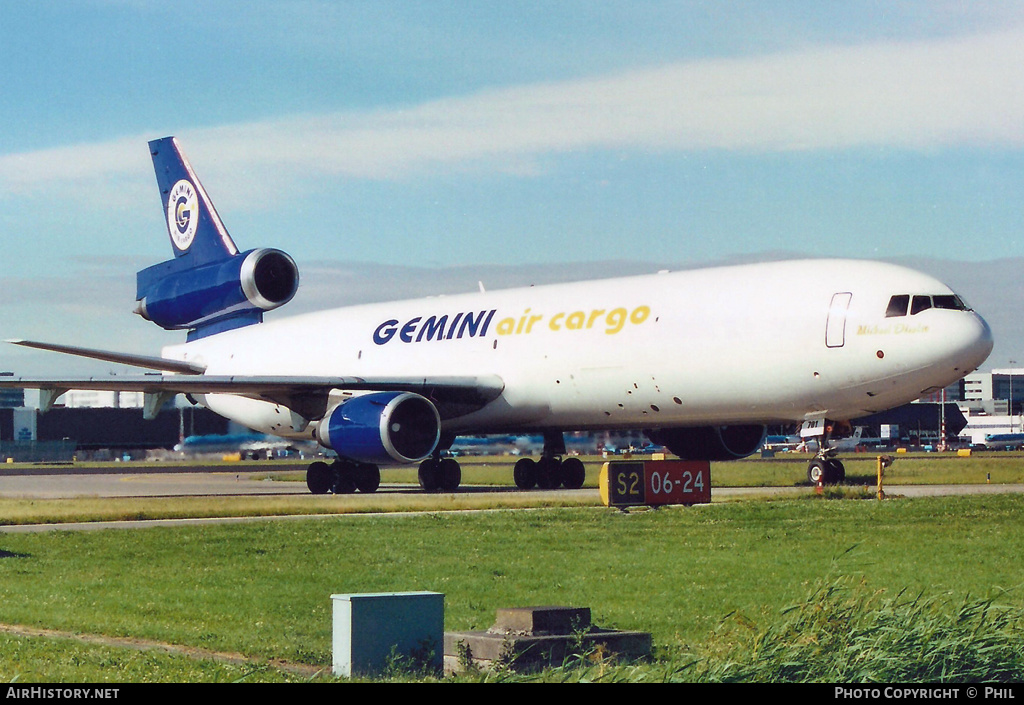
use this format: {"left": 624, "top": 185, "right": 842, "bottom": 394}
{"left": 825, "top": 292, "right": 853, "bottom": 348}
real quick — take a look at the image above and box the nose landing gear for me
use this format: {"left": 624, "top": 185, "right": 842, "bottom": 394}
{"left": 801, "top": 419, "right": 848, "bottom": 485}
{"left": 807, "top": 453, "right": 846, "bottom": 485}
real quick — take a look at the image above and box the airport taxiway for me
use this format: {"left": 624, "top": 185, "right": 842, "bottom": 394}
{"left": 2, "top": 464, "right": 1023, "bottom": 500}
{"left": 1, "top": 464, "right": 1022, "bottom": 533}
{"left": 0, "top": 467, "right": 313, "bottom": 499}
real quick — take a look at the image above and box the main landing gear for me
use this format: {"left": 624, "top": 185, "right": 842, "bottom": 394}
{"left": 512, "top": 430, "right": 586, "bottom": 490}
{"left": 417, "top": 456, "right": 462, "bottom": 492}
{"left": 306, "top": 459, "right": 381, "bottom": 495}
{"left": 415, "top": 431, "right": 463, "bottom": 492}
{"left": 512, "top": 456, "right": 586, "bottom": 490}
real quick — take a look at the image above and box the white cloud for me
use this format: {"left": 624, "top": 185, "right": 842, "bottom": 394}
{"left": 2, "top": 28, "right": 1024, "bottom": 198}
{"left": 0, "top": 134, "right": 150, "bottom": 192}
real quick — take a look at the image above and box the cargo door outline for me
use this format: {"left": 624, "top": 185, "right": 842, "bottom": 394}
{"left": 825, "top": 292, "right": 852, "bottom": 348}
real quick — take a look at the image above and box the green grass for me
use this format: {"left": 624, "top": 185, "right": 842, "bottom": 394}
{"left": 508, "top": 579, "right": 1024, "bottom": 683}
{"left": 1, "top": 494, "right": 1024, "bottom": 682}
{"left": 0, "top": 491, "right": 603, "bottom": 526}
{"left": 0, "top": 632, "right": 311, "bottom": 683}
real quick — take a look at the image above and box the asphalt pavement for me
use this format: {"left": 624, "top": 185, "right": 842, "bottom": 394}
{"left": 1, "top": 464, "right": 1021, "bottom": 533}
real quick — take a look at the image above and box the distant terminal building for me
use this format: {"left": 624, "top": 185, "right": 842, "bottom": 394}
{"left": 891, "top": 370, "right": 1023, "bottom": 446}
{"left": 34, "top": 406, "right": 228, "bottom": 452}
{"left": 0, "top": 386, "right": 25, "bottom": 409}
{"left": 891, "top": 371, "right": 1023, "bottom": 446}
{"left": 955, "top": 368, "right": 1024, "bottom": 445}
{"left": 960, "top": 369, "right": 1022, "bottom": 416}
{"left": 0, "top": 402, "right": 229, "bottom": 462}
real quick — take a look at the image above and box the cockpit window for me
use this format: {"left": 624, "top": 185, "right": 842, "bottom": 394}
{"left": 885, "top": 295, "right": 909, "bottom": 318}
{"left": 933, "top": 294, "right": 969, "bottom": 311}
{"left": 911, "top": 295, "right": 933, "bottom": 315}
{"left": 887, "top": 293, "right": 972, "bottom": 317}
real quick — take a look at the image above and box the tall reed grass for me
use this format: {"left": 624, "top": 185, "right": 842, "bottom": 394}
{"left": 511, "top": 578, "right": 1024, "bottom": 683}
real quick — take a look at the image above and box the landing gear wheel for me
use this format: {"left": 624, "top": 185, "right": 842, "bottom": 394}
{"left": 536, "top": 456, "right": 563, "bottom": 489}
{"left": 353, "top": 464, "right": 381, "bottom": 493}
{"left": 513, "top": 458, "right": 537, "bottom": 489}
{"left": 808, "top": 458, "right": 846, "bottom": 485}
{"left": 306, "top": 461, "right": 332, "bottom": 495}
{"left": 439, "top": 458, "right": 462, "bottom": 491}
{"left": 418, "top": 458, "right": 441, "bottom": 492}
{"left": 331, "top": 460, "right": 357, "bottom": 494}
{"left": 807, "top": 459, "right": 828, "bottom": 485}
{"left": 824, "top": 458, "right": 846, "bottom": 484}
{"left": 561, "top": 457, "right": 586, "bottom": 490}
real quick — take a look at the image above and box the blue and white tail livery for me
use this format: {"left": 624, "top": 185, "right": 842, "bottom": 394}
{"left": 151, "top": 136, "right": 239, "bottom": 262}
{"left": 135, "top": 137, "right": 299, "bottom": 340}
{"left": 2, "top": 137, "right": 994, "bottom": 492}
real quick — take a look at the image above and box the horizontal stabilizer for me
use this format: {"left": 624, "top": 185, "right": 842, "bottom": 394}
{"left": 6, "top": 339, "right": 207, "bottom": 374}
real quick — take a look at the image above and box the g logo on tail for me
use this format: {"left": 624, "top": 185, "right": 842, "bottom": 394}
{"left": 167, "top": 180, "right": 198, "bottom": 251}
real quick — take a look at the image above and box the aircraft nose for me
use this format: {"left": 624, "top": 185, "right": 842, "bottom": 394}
{"left": 958, "top": 312, "right": 994, "bottom": 371}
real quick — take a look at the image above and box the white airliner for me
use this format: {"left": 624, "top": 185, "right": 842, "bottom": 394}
{"left": 2, "top": 137, "right": 994, "bottom": 492}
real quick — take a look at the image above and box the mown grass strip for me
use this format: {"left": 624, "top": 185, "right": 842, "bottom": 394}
{"left": 0, "top": 494, "right": 1022, "bottom": 682}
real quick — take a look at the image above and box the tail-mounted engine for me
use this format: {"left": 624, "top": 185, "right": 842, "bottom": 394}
{"left": 316, "top": 392, "right": 441, "bottom": 465}
{"left": 135, "top": 248, "right": 299, "bottom": 336}
{"left": 646, "top": 424, "right": 767, "bottom": 461}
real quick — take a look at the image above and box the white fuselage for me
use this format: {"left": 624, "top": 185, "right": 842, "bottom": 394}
{"left": 162, "top": 259, "right": 993, "bottom": 440}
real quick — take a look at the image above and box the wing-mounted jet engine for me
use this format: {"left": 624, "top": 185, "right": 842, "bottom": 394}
{"left": 315, "top": 391, "right": 441, "bottom": 465}
{"left": 303, "top": 391, "right": 443, "bottom": 495}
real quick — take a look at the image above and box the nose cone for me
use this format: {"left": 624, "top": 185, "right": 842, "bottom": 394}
{"left": 954, "top": 312, "right": 994, "bottom": 373}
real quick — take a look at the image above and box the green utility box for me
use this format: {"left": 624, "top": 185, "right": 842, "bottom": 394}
{"left": 332, "top": 591, "right": 444, "bottom": 677}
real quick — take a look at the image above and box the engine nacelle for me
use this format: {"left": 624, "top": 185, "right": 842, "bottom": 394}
{"left": 646, "top": 425, "right": 767, "bottom": 461}
{"left": 136, "top": 248, "right": 299, "bottom": 331}
{"left": 316, "top": 392, "right": 441, "bottom": 465}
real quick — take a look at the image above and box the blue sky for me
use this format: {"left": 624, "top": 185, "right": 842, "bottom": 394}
{"left": 1, "top": 1, "right": 1023, "bottom": 372}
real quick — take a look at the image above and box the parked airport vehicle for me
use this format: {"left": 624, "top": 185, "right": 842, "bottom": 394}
{"left": 2, "top": 138, "right": 994, "bottom": 491}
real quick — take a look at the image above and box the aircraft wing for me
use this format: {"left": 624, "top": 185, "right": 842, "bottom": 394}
{"left": 0, "top": 373, "right": 505, "bottom": 422}
{"left": 3, "top": 339, "right": 504, "bottom": 421}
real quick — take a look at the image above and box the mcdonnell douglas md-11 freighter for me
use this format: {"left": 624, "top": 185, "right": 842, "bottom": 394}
{"left": 2, "top": 137, "right": 994, "bottom": 492}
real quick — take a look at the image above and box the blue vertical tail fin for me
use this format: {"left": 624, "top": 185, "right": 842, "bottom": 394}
{"left": 149, "top": 136, "right": 239, "bottom": 264}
